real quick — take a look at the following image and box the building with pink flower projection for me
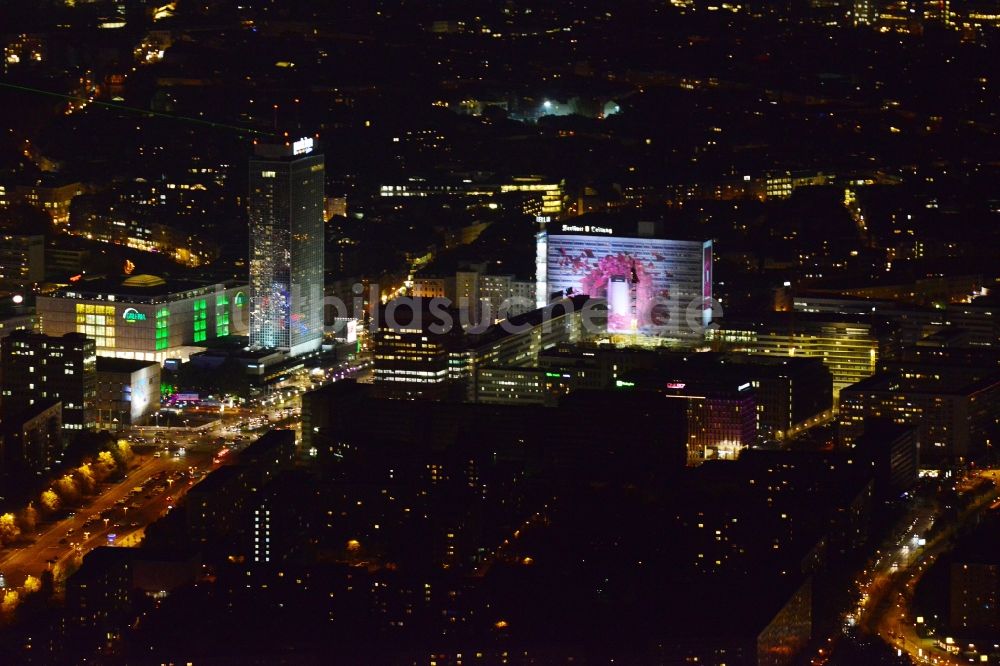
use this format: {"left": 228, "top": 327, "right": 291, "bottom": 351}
{"left": 536, "top": 221, "right": 713, "bottom": 342}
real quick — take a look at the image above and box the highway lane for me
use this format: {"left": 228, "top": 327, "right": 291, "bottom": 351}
{"left": 0, "top": 451, "right": 218, "bottom": 590}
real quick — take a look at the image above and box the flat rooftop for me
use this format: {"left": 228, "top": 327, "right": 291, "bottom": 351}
{"left": 187, "top": 465, "right": 247, "bottom": 496}
{"left": 47, "top": 274, "right": 245, "bottom": 302}
{"left": 97, "top": 357, "right": 159, "bottom": 373}
{"left": 546, "top": 216, "right": 710, "bottom": 243}
{"left": 844, "top": 369, "right": 1000, "bottom": 396}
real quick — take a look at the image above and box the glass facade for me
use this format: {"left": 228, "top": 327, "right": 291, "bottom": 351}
{"left": 248, "top": 148, "right": 325, "bottom": 356}
{"left": 216, "top": 293, "right": 230, "bottom": 337}
{"left": 155, "top": 307, "right": 170, "bottom": 350}
{"left": 75, "top": 303, "right": 116, "bottom": 349}
{"left": 709, "top": 321, "right": 878, "bottom": 397}
{"left": 193, "top": 298, "right": 207, "bottom": 343}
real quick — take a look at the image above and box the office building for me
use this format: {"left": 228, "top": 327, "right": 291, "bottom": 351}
{"left": 1, "top": 400, "right": 62, "bottom": 471}
{"left": 237, "top": 429, "right": 296, "bottom": 483}
{"left": 410, "top": 268, "right": 536, "bottom": 325}
{"left": 475, "top": 345, "right": 655, "bottom": 407}
{"left": 0, "top": 233, "right": 44, "bottom": 286}
{"left": 374, "top": 296, "right": 602, "bottom": 400}
{"left": 36, "top": 274, "right": 247, "bottom": 364}
{"left": 684, "top": 386, "right": 757, "bottom": 464}
{"left": 895, "top": 339, "right": 1000, "bottom": 370}
{"left": 95, "top": 357, "right": 161, "bottom": 430}
{"left": 536, "top": 221, "right": 712, "bottom": 341}
{"left": 625, "top": 352, "right": 833, "bottom": 441}
{"left": 475, "top": 343, "right": 660, "bottom": 406}
{"left": 950, "top": 517, "right": 1000, "bottom": 634}
{"left": 185, "top": 465, "right": 258, "bottom": 546}
{"left": 372, "top": 299, "right": 461, "bottom": 399}
{"left": 794, "top": 294, "right": 998, "bottom": 348}
{"left": 481, "top": 274, "right": 536, "bottom": 320}
{"left": 1, "top": 330, "right": 96, "bottom": 430}
{"left": 538, "top": 344, "right": 664, "bottom": 391}
{"left": 719, "top": 354, "right": 833, "bottom": 440}
{"left": 617, "top": 379, "right": 757, "bottom": 464}
{"left": 477, "top": 346, "right": 831, "bottom": 441}
{"left": 459, "top": 296, "right": 604, "bottom": 401}
{"left": 466, "top": 296, "right": 599, "bottom": 374}
{"left": 248, "top": 137, "right": 325, "bottom": 356}
{"left": 7, "top": 177, "right": 84, "bottom": 225}
{"left": 45, "top": 246, "right": 90, "bottom": 277}
{"left": 475, "top": 367, "right": 557, "bottom": 406}
{"left": 853, "top": 419, "right": 919, "bottom": 500}
{"left": 0, "top": 312, "right": 37, "bottom": 340}
{"left": 710, "top": 313, "right": 880, "bottom": 398}
{"left": 839, "top": 369, "right": 1000, "bottom": 465}
{"left": 378, "top": 175, "right": 565, "bottom": 219}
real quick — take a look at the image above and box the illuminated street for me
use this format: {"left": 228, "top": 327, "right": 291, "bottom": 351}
{"left": 0, "top": 451, "right": 218, "bottom": 590}
{"left": 857, "top": 471, "right": 1000, "bottom": 664}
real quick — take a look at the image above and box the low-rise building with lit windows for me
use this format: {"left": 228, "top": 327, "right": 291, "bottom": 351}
{"left": 7, "top": 177, "right": 84, "bottom": 225}
{"left": 710, "top": 313, "right": 880, "bottom": 399}
{"left": 36, "top": 274, "right": 248, "bottom": 365}
{"left": 839, "top": 369, "right": 1000, "bottom": 466}
{"left": 410, "top": 269, "right": 536, "bottom": 325}
{"left": 378, "top": 175, "right": 566, "bottom": 219}
{"left": 475, "top": 367, "right": 556, "bottom": 406}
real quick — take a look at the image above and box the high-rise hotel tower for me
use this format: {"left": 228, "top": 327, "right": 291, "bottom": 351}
{"left": 248, "top": 136, "right": 325, "bottom": 356}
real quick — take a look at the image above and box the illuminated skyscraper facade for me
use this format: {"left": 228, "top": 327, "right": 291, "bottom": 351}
{"left": 248, "top": 138, "right": 325, "bottom": 356}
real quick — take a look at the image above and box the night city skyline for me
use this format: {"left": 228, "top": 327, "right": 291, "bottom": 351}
{"left": 0, "top": 0, "right": 998, "bottom": 664}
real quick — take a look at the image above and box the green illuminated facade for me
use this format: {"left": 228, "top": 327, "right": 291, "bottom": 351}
{"left": 216, "top": 293, "right": 230, "bottom": 337}
{"left": 193, "top": 298, "right": 207, "bottom": 343}
{"left": 155, "top": 307, "right": 170, "bottom": 350}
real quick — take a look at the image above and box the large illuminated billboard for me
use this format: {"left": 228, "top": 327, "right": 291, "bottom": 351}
{"left": 539, "top": 231, "right": 712, "bottom": 338}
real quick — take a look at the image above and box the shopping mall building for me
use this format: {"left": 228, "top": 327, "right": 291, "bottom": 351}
{"left": 36, "top": 274, "right": 249, "bottom": 364}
